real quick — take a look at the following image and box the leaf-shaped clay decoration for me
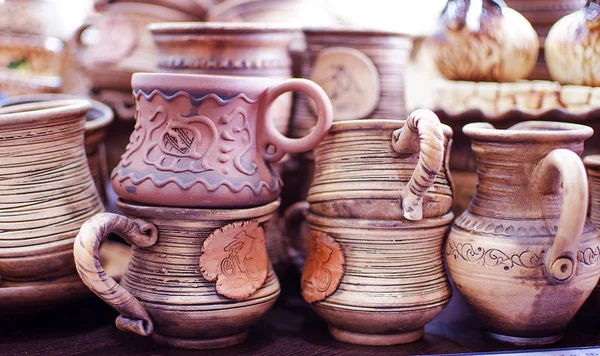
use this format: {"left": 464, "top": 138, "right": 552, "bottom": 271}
{"left": 199, "top": 220, "right": 268, "bottom": 300}
{"left": 301, "top": 231, "right": 345, "bottom": 303}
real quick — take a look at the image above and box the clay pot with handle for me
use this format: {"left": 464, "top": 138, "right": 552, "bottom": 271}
{"left": 446, "top": 121, "right": 600, "bottom": 345}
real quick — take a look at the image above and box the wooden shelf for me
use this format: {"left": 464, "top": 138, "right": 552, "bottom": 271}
{"left": 2, "top": 268, "right": 600, "bottom": 355}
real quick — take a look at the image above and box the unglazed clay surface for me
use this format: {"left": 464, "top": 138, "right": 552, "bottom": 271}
{"left": 446, "top": 121, "right": 600, "bottom": 345}
{"left": 112, "top": 73, "right": 332, "bottom": 208}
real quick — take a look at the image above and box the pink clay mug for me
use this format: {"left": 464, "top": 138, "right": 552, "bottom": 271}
{"left": 112, "top": 73, "right": 333, "bottom": 208}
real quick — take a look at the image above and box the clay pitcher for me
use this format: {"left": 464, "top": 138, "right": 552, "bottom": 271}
{"left": 0, "top": 100, "right": 104, "bottom": 281}
{"left": 446, "top": 121, "right": 600, "bottom": 345}
{"left": 298, "top": 110, "right": 454, "bottom": 345}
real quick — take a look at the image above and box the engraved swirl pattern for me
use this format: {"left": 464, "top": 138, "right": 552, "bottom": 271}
{"left": 0, "top": 110, "right": 104, "bottom": 255}
{"left": 308, "top": 214, "right": 453, "bottom": 312}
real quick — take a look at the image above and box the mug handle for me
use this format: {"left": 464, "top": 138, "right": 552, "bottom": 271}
{"left": 534, "top": 149, "right": 588, "bottom": 283}
{"left": 391, "top": 109, "right": 446, "bottom": 221}
{"left": 259, "top": 79, "right": 333, "bottom": 163}
{"left": 74, "top": 213, "right": 159, "bottom": 336}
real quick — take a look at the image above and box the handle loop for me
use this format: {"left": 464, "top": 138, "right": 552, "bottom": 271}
{"left": 534, "top": 149, "right": 588, "bottom": 283}
{"left": 392, "top": 109, "right": 446, "bottom": 221}
{"left": 259, "top": 78, "right": 333, "bottom": 163}
{"left": 74, "top": 213, "right": 158, "bottom": 336}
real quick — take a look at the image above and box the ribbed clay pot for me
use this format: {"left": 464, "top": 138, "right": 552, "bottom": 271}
{"left": 0, "top": 94, "right": 114, "bottom": 204}
{"left": 446, "top": 121, "right": 600, "bottom": 345}
{"left": 74, "top": 200, "right": 280, "bottom": 349}
{"left": 0, "top": 100, "right": 104, "bottom": 281}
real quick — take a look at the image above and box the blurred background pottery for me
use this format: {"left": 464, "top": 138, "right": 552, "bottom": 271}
{"left": 429, "top": 0, "right": 539, "bottom": 82}
{"left": 0, "top": 100, "right": 104, "bottom": 282}
{"left": 0, "top": 94, "right": 114, "bottom": 204}
{"left": 446, "top": 121, "right": 600, "bottom": 345}
{"left": 74, "top": 200, "right": 281, "bottom": 349}
{"left": 545, "top": 0, "right": 600, "bottom": 86}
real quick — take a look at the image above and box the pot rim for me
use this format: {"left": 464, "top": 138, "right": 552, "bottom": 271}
{"left": 584, "top": 155, "right": 600, "bottom": 169}
{"left": 303, "top": 26, "right": 413, "bottom": 39}
{"left": 0, "top": 100, "right": 90, "bottom": 128}
{"left": 0, "top": 94, "right": 113, "bottom": 132}
{"left": 149, "top": 21, "right": 301, "bottom": 34}
{"left": 117, "top": 199, "right": 280, "bottom": 220}
{"left": 329, "top": 119, "right": 453, "bottom": 138}
{"left": 132, "top": 72, "right": 283, "bottom": 93}
{"left": 463, "top": 121, "right": 594, "bottom": 142}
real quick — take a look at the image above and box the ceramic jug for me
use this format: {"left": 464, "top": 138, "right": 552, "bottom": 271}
{"left": 428, "top": 0, "right": 539, "bottom": 82}
{"left": 75, "top": 200, "right": 280, "bottom": 349}
{"left": 0, "top": 100, "right": 104, "bottom": 281}
{"left": 446, "top": 121, "right": 600, "bottom": 345}
{"left": 545, "top": 0, "right": 600, "bottom": 86}
{"left": 307, "top": 110, "right": 453, "bottom": 221}
{"left": 112, "top": 73, "right": 332, "bottom": 208}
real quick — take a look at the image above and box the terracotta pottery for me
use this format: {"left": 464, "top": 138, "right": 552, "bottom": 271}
{"left": 74, "top": 200, "right": 280, "bottom": 349}
{"left": 0, "top": 100, "right": 104, "bottom": 281}
{"left": 508, "top": 0, "right": 585, "bottom": 80}
{"left": 149, "top": 22, "right": 299, "bottom": 135}
{"left": 584, "top": 155, "right": 600, "bottom": 309}
{"left": 307, "top": 110, "right": 453, "bottom": 221}
{"left": 545, "top": 0, "right": 600, "bottom": 86}
{"left": 299, "top": 210, "right": 453, "bottom": 346}
{"left": 112, "top": 73, "right": 332, "bottom": 208}
{"left": 428, "top": 0, "right": 539, "bottom": 82}
{"left": 0, "top": 94, "right": 114, "bottom": 204}
{"left": 446, "top": 121, "right": 600, "bottom": 345}
{"left": 291, "top": 27, "right": 413, "bottom": 138}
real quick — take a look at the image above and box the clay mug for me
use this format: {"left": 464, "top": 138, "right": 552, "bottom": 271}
{"left": 584, "top": 155, "right": 600, "bottom": 309}
{"left": 112, "top": 73, "right": 332, "bottom": 208}
{"left": 446, "top": 121, "right": 600, "bottom": 345}
{"left": 307, "top": 109, "right": 454, "bottom": 221}
{"left": 75, "top": 200, "right": 280, "bottom": 349}
{"left": 0, "top": 100, "right": 104, "bottom": 281}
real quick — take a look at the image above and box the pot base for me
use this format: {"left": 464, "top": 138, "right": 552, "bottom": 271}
{"left": 329, "top": 327, "right": 423, "bottom": 346}
{"left": 152, "top": 331, "right": 248, "bottom": 350}
{"left": 485, "top": 331, "right": 563, "bottom": 346}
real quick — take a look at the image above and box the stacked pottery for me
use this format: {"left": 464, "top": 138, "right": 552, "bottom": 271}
{"left": 149, "top": 22, "right": 301, "bottom": 271}
{"left": 0, "top": 94, "right": 114, "bottom": 204}
{"left": 74, "top": 73, "right": 333, "bottom": 349}
{"left": 296, "top": 110, "right": 454, "bottom": 346}
{"left": 446, "top": 121, "right": 600, "bottom": 345}
{"left": 0, "top": 100, "right": 104, "bottom": 283}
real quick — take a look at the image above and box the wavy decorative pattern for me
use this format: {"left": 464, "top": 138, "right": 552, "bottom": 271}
{"left": 133, "top": 89, "right": 258, "bottom": 106}
{"left": 446, "top": 241, "right": 600, "bottom": 270}
{"left": 0, "top": 105, "right": 104, "bottom": 280}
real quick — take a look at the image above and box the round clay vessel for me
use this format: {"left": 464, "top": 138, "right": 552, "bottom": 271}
{"left": 428, "top": 0, "right": 539, "bottom": 82}
{"left": 307, "top": 110, "right": 453, "bottom": 221}
{"left": 302, "top": 211, "right": 453, "bottom": 346}
{"left": 74, "top": 200, "right": 280, "bottom": 349}
{"left": 584, "top": 155, "right": 600, "bottom": 310}
{"left": 149, "top": 22, "right": 299, "bottom": 134}
{"left": 446, "top": 121, "right": 600, "bottom": 345}
{"left": 112, "top": 73, "right": 333, "bottom": 208}
{"left": 0, "top": 100, "right": 104, "bottom": 281}
{"left": 0, "top": 94, "right": 114, "bottom": 204}
{"left": 545, "top": 0, "right": 600, "bottom": 86}
{"left": 291, "top": 27, "right": 413, "bottom": 138}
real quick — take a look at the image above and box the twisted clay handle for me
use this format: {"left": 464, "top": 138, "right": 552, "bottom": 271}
{"left": 260, "top": 79, "right": 333, "bottom": 162}
{"left": 74, "top": 213, "right": 158, "bottom": 336}
{"left": 391, "top": 109, "right": 446, "bottom": 221}
{"left": 535, "top": 149, "right": 588, "bottom": 283}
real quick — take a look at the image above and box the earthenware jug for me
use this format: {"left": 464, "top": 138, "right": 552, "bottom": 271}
{"left": 308, "top": 110, "right": 453, "bottom": 221}
{"left": 545, "top": 0, "right": 600, "bottom": 86}
{"left": 0, "top": 100, "right": 104, "bottom": 281}
{"left": 75, "top": 200, "right": 280, "bottom": 349}
{"left": 112, "top": 73, "right": 332, "bottom": 208}
{"left": 429, "top": 0, "right": 539, "bottom": 82}
{"left": 446, "top": 121, "right": 600, "bottom": 345}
